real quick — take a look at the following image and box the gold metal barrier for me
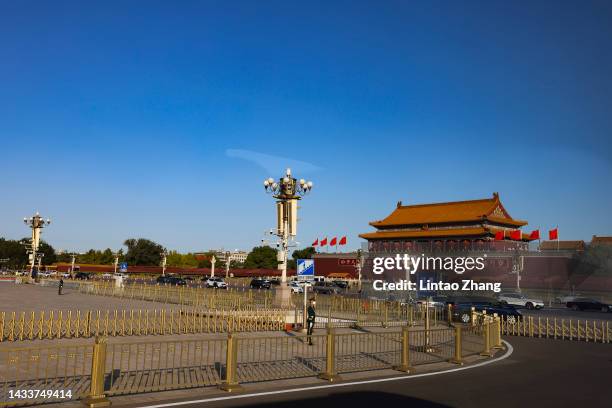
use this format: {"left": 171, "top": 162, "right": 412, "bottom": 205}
{"left": 0, "top": 308, "right": 286, "bottom": 342}
{"left": 499, "top": 315, "right": 611, "bottom": 343}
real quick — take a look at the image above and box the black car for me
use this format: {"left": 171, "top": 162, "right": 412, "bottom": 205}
{"left": 566, "top": 298, "right": 611, "bottom": 312}
{"left": 74, "top": 272, "right": 91, "bottom": 280}
{"left": 448, "top": 296, "right": 522, "bottom": 324}
{"left": 312, "top": 281, "right": 339, "bottom": 295}
{"left": 250, "top": 279, "right": 271, "bottom": 289}
{"left": 156, "top": 276, "right": 187, "bottom": 286}
{"left": 332, "top": 280, "right": 349, "bottom": 289}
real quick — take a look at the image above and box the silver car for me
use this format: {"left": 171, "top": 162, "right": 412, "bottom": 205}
{"left": 498, "top": 293, "right": 544, "bottom": 310}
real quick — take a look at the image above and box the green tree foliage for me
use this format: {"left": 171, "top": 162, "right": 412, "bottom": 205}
{"left": 0, "top": 238, "right": 28, "bottom": 268}
{"left": 0, "top": 238, "right": 56, "bottom": 267}
{"left": 166, "top": 251, "right": 199, "bottom": 268}
{"left": 123, "top": 238, "right": 164, "bottom": 266}
{"left": 244, "top": 246, "right": 278, "bottom": 269}
{"left": 37, "top": 241, "right": 57, "bottom": 265}
{"left": 74, "top": 248, "right": 122, "bottom": 265}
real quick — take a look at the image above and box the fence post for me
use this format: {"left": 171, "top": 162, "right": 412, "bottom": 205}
{"left": 393, "top": 326, "right": 414, "bottom": 372}
{"left": 447, "top": 304, "right": 453, "bottom": 326}
{"left": 449, "top": 325, "right": 463, "bottom": 365}
{"left": 383, "top": 302, "right": 388, "bottom": 328}
{"left": 219, "top": 333, "right": 242, "bottom": 392}
{"left": 81, "top": 336, "right": 110, "bottom": 407}
{"left": 480, "top": 321, "right": 493, "bottom": 357}
{"left": 318, "top": 327, "right": 341, "bottom": 382}
{"left": 492, "top": 316, "right": 503, "bottom": 349}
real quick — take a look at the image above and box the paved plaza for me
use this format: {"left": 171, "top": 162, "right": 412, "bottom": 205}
{"left": 0, "top": 282, "right": 180, "bottom": 313}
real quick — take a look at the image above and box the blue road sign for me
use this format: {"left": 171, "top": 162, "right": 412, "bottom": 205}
{"left": 119, "top": 262, "right": 128, "bottom": 273}
{"left": 297, "top": 259, "right": 314, "bottom": 280}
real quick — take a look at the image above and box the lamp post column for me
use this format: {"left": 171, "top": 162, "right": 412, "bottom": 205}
{"left": 161, "top": 252, "right": 167, "bottom": 276}
{"left": 211, "top": 255, "right": 216, "bottom": 278}
{"left": 225, "top": 251, "right": 230, "bottom": 279}
{"left": 23, "top": 212, "right": 51, "bottom": 283}
{"left": 70, "top": 254, "right": 77, "bottom": 277}
{"left": 262, "top": 168, "right": 313, "bottom": 308}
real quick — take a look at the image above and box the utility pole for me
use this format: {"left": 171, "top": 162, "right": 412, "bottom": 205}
{"left": 211, "top": 255, "right": 216, "bottom": 277}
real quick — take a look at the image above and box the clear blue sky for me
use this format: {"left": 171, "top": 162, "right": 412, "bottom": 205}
{"left": 1, "top": 0, "right": 611, "bottom": 253}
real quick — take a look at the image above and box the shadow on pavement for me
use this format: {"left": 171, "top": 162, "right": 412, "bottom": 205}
{"left": 244, "top": 391, "right": 451, "bottom": 408}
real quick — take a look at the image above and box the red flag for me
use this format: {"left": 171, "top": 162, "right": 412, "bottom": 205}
{"left": 312, "top": 238, "right": 319, "bottom": 247}
{"left": 529, "top": 230, "right": 540, "bottom": 240}
{"left": 494, "top": 231, "right": 504, "bottom": 241}
{"left": 549, "top": 228, "right": 558, "bottom": 240}
{"left": 510, "top": 230, "right": 522, "bottom": 240}
{"left": 339, "top": 236, "right": 347, "bottom": 245}
{"left": 320, "top": 237, "right": 328, "bottom": 246}
{"left": 330, "top": 237, "right": 337, "bottom": 246}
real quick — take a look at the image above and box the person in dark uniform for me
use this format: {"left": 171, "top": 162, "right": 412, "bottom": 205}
{"left": 58, "top": 278, "right": 64, "bottom": 295}
{"left": 306, "top": 298, "right": 316, "bottom": 345}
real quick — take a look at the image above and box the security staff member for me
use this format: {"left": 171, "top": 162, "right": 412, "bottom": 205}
{"left": 306, "top": 298, "right": 316, "bottom": 345}
{"left": 58, "top": 278, "right": 64, "bottom": 295}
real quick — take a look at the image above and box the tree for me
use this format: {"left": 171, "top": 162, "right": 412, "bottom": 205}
{"left": 0, "top": 238, "right": 28, "bottom": 268}
{"left": 37, "top": 241, "right": 57, "bottom": 265}
{"left": 288, "top": 246, "right": 316, "bottom": 270}
{"left": 244, "top": 246, "right": 278, "bottom": 269}
{"left": 123, "top": 238, "right": 164, "bottom": 266}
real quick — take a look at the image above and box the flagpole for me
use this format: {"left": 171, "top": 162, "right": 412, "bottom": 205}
{"left": 557, "top": 226, "right": 559, "bottom": 251}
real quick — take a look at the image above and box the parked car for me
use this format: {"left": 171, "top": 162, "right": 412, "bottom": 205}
{"left": 156, "top": 276, "right": 187, "bottom": 286}
{"left": 332, "top": 280, "right": 349, "bottom": 289}
{"left": 498, "top": 292, "right": 544, "bottom": 310}
{"left": 447, "top": 296, "right": 523, "bottom": 324}
{"left": 566, "top": 298, "right": 611, "bottom": 312}
{"left": 205, "top": 277, "right": 228, "bottom": 289}
{"left": 101, "top": 273, "right": 113, "bottom": 278}
{"left": 250, "top": 279, "right": 271, "bottom": 289}
{"left": 38, "top": 271, "right": 52, "bottom": 278}
{"left": 289, "top": 281, "right": 303, "bottom": 293}
{"left": 556, "top": 294, "right": 582, "bottom": 304}
{"left": 74, "top": 272, "right": 91, "bottom": 280}
{"left": 268, "top": 279, "right": 281, "bottom": 286}
{"left": 312, "top": 281, "right": 339, "bottom": 295}
{"left": 60, "top": 272, "right": 71, "bottom": 278}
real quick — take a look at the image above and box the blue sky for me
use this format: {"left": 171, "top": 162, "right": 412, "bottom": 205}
{"left": 1, "top": 0, "right": 611, "bottom": 253}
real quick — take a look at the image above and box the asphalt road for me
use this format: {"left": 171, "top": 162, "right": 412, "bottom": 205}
{"left": 146, "top": 337, "right": 612, "bottom": 408}
{"left": 521, "top": 306, "right": 612, "bottom": 321}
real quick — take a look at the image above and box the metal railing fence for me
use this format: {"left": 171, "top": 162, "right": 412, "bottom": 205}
{"left": 0, "top": 309, "right": 285, "bottom": 342}
{"left": 500, "top": 315, "right": 611, "bottom": 343}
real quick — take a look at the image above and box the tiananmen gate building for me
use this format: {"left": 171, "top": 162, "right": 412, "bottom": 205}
{"left": 359, "top": 192, "right": 532, "bottom": 253}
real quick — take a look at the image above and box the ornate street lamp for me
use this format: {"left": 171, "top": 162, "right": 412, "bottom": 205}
{"left": 262, "top": 168, "right": 313, "bottom": 306}
{"left": 23, "top": 212, "right": 51, "bottom": 280}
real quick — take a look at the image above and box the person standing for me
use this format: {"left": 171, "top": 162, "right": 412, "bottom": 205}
{"left": 306, "top": 298, "right": 316, "bottom": 345}
{"left": 58, "top": 278, "right": 64, "bottom": 295}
